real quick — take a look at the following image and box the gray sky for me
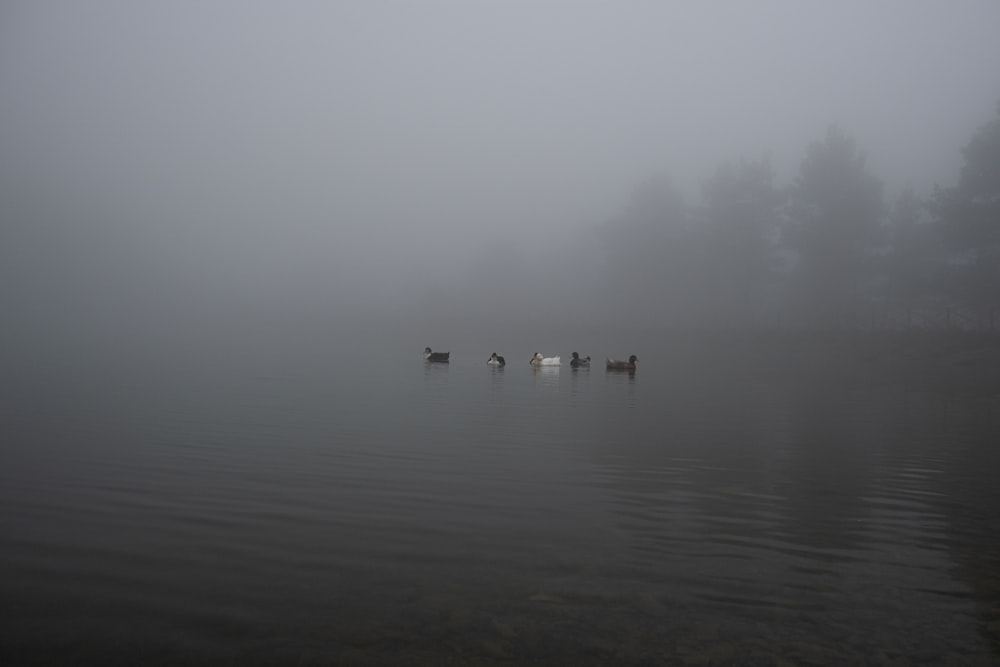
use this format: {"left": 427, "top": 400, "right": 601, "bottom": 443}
{"left": 2, "top": 1, "right": 999, "bottom": 320}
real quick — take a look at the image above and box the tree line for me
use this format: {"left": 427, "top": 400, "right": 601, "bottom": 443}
{"left": 592, "top": 103, "right": 1000, "bottom": 331}
{"left": 405, "top": 103, "right": 999, "bottom": 342}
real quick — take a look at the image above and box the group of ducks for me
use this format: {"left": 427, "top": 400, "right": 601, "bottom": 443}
{"left": 424, "top": 347, "right": 638, "bottom": 371}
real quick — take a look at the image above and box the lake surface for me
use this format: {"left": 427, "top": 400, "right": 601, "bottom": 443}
{"left": 2, "top": 339, "right": 999, "bottom": 665}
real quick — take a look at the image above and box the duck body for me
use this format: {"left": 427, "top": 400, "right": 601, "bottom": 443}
{"left": 569, "top": 352, "right": 591, "bottom": 368}
{"left": 530, "top": 353, "right": 561, "bottom": 366}
{"left": 487, "top": 352, "right": 506, "bottom": 367}
{"left": 606, "top": 354, "right": 638, "bottom": 371}
{"left": 424, "top": 347, "right": 450, "bottom": 362}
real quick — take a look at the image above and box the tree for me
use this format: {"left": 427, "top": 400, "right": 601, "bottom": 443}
{"left": 927, "top": 102, "right": 1000, "bottom": 313}
{"left": 699, "top": 157, "right": 784, "bottom": 324}
{"left": 884, "top": 187, "right": 940, "bottom": 309}
{"left": 930, "top": 101, "right": 1000, "bottom": 249}
{"left": 598, "top": 174, "right": 693, "bottom": 327}
{"left": 784, "top": 126, "right": 884, "bottom": 323}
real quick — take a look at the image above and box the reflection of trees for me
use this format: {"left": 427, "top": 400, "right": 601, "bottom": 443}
{"left": 911, "top": 382, "right": 1000, "bottom": 660}
{"left": 768, "top": 374, "right": 875, "bottom": 551}
{"left": 587, "top": 354, "right": 999, "bottom": 660}
{"left": 589, "top": 364, "right": 875, "bottom": 561}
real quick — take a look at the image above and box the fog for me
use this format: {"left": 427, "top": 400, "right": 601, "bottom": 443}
{"left": 2, "top": 1, "right": 999, "bottom": 361}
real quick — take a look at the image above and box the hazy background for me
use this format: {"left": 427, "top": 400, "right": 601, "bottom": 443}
{"left": 2, "top": 1, "right": 999, "bottom": 362}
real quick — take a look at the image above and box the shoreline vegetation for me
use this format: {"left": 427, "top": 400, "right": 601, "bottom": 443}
{"left": 657, "top": 329, "right": 1000, "bottom": 383}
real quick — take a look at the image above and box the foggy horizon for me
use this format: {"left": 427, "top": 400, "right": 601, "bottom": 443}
{"left": 3, "top": 1, "right": 999, "bottom": 355}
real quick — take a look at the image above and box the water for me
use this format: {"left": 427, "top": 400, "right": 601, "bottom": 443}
{"left": 2, "top": 340, "right": 998, "bottom": 665}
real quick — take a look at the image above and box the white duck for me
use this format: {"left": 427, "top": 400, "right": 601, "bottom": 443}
{"left": 530, "top": 352, "right": 561, "bottom": 366}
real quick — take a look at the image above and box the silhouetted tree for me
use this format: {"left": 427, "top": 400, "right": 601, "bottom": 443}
{"left": 784, "top": 126, "right": 883, "bottom": 325}
{"left": 884, "top": 187, "right": 941, "bottom": 311}
{"left": 927, "top": 102, "right": 1000, "bottom": 313}
{"left": 699, "top": 157, "right": 784, "bottom": 325}
{"left": 889, "top": 186, "right": 923, "bottom": 233}
{"left": 598, "top": 174, "right": 692, "bottom": 326}
{"left": 929, "top": 101, "right": 1000, "bottom": 250}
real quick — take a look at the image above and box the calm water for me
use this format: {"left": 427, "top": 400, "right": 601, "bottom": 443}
{"left": 2, "top": 342, "right": 999, "bottom": 665}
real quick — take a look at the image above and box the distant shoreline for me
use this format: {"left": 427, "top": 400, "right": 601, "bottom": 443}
{"left": 659, "top": 330, "right": 1000, "bottom": 383}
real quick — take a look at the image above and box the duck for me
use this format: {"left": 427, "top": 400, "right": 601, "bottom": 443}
{"left": 424, "top": 347, "right": 450, "bottom": 362}
{"left": 530, "top": 353, "right": 561, "bottom": 366}
{"left": 569, "top": 352, "right": 591, "bottom": 368}
{"left": 606, "top": 355, "right": 637, "bottom": 371}
{"left": 487, "top": 352, "right": 506, "bottom": 367}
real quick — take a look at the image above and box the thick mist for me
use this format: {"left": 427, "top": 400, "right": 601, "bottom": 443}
{"left": 2, "top": 1, "right": 999, "bottom": 364}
